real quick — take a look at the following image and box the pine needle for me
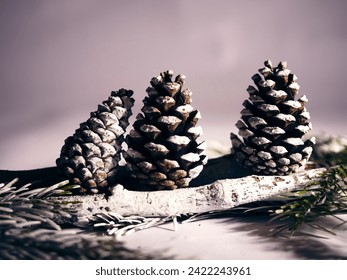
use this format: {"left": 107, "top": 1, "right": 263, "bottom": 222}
{"left": 89, "top": 212, "right": 173, "bottom": 237}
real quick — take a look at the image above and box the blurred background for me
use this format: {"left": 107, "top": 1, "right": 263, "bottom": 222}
{"left": 1, "top": 0, "right": 346, "bottom": 170}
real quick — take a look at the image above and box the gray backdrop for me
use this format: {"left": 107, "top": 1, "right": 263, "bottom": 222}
{"left": 1, "top": 0, "right": 346, "bottom": 169}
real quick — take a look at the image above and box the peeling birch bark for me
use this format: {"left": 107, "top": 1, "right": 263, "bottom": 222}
{"left": 50, "top": 167, "right": 326, "bottom": 219}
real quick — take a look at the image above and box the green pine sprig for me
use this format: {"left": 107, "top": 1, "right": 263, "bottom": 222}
{"left": 0, "top": 178, "right": 75, "bottom": 233}
{"left": 90, "top": 212, "right": 174, "bottom": 237}
{"left": 0, "top": 179, "right": 167, "bottom": 259}
{"left": 268, "top": 165, "right": 347, "bottom": 236}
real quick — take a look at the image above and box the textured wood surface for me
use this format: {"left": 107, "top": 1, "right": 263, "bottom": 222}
{"left": 1, "top": 154, "right": 325, "bottom": 220}
{"left": 50, "top": 166, "right": 325, "bottom": 219}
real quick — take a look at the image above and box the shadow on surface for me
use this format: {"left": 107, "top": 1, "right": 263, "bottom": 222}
{"left": 0, "top": 226, "right": 176, "bottom": 260}
{"left": 190, "top": 154, "right": 250, "bottom": 186}
{"left": 0, "top": 154, "right": 249, "bottom": 190}
{"left": 214, "top": 214, "right": 347, "bottom": 260}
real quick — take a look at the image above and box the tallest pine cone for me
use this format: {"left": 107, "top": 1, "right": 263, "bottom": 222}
{"left": 230, "top": 60, "right": 315, "bottom": 175}
{"left": 124, "top": 70, "right": 207, "bottom": 190}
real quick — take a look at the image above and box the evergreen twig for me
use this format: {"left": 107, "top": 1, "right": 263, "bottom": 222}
{"left": 90, "top": 212, "right": 174, "bottom": 237}
{"left": 0, "top": 179, "right": 75, "bottom": 233}
{"left": 269, "top": 165, "right": 347, "bottom": 236}
{"left": 0, "top": 179, "right": 165, "bottom": 259}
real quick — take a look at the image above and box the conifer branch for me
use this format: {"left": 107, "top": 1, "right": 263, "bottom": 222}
{"left": 50, "top": 167, "right": 325, "bottom": 218}
{"left": 269, "top": 165, "right": 347, "bottom": 236}
{"left": 0, "top": 179, "right": 166, "bottom": 259}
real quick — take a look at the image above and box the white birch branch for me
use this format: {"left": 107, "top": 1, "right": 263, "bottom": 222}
{"left": 51, "top": 167, "right": 326, "bottom": 219}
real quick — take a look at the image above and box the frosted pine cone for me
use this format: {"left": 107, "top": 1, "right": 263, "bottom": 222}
{"left": 124, "top": 70, "right": 207, "bottom": 190}
{"left": 230, "top": 60, "right": 315, "bottom": 175}
{"left": 56, "top": 89, "right": 134, "bottom": 194}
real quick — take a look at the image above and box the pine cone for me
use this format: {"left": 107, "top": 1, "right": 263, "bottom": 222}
{"left": 56, "top": 89, "right": 134, "bottom": 194}
{"left": 230, "top": 60, "right": 315, "bottom": 175}
{"left": 123, "top": 70, "right": 207, "bottom": 190}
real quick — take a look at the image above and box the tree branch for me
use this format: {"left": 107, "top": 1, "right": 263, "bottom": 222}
{"left": 1, "top": 155, "right": 325, "bottom": 220}
{"left": 50, "top": 167, "right": 326, "bottom": 219}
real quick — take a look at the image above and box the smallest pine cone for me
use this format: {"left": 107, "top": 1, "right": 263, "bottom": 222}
{"left": 56, "top": 89, "right": 134, "bottom": 194}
